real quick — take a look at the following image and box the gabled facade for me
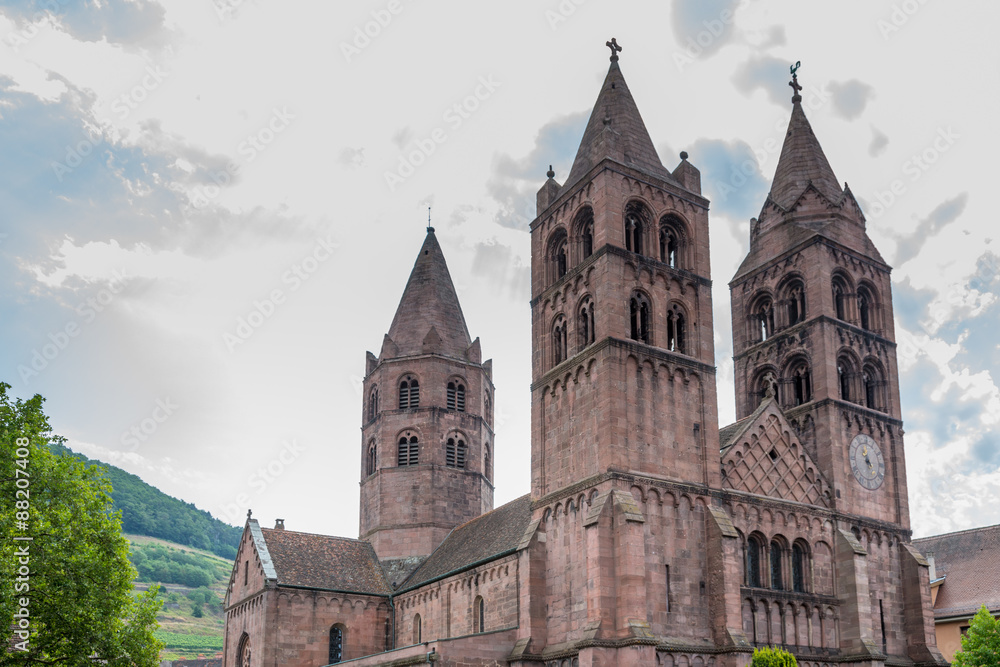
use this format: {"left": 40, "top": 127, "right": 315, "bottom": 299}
{"left": 222, "top": 45, "right": 947, "bottom": 667}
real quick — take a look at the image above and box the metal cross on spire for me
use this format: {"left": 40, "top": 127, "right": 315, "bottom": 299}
{"left": 606, "top": 38, "right": 622, "bottom": 62}
{"left": 789, "top": 60, "right": 803, "bottom": 103}
{"left": 427, "top": 205, "right": 433, "bottom": 233}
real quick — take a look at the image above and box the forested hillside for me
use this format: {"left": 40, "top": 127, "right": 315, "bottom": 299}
{"left": 51, "top": 443, "right": 242, "bottom": 559}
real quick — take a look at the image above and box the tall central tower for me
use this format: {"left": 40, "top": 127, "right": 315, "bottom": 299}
{"left": 529, "top": 50, "right": 721, "bottom": 498}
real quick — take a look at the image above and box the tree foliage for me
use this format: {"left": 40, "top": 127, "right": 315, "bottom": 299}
{"left": 751, "top": 646, "right": 798, "bottom": 667}
{"left": 0, "top": 383, "right": 163, "bottom": 665}
{"left": 953, "top": 605, "right": 1000, "bottom": 667}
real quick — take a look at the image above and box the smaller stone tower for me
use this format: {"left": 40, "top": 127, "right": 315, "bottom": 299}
{"left": 359, "top": 228, "right": 494, "bottom": 566}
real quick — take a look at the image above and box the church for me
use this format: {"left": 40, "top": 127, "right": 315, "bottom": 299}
{"left": 222, "top": 43, "right": 947, "bottom": 667}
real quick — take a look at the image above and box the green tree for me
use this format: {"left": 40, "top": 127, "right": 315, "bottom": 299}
{"left": 953, "top": 605, "right": 1000, "bottom": 667}
{"left": 0, "top": 383, "right": 163, "bottom": 665}
{"left": 751, "top": 646, "right": 798, "bottom": 667}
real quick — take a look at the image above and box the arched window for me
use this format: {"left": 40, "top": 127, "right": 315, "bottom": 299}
{"left": 446, "top": 436, "right": 467, "bottom": 469}
{"left": 574, "top": 206, "right": 595, "bottom": 260}
{"left": 630, "top": 293, "right": 650, "bottom": 344}
{"left": 792, "top": 542, "right": 808, "bottom": 593}
{"left": 582, "top": 219, "right": 594, "bottom": 258}
{"left": 397, "top": 435, "right": 419, "bottom": 466}
{"left": 832, "top": 274, "right": 851, "bottom": 321}
{"left": 398, "top": 377, "right": 419, "bottom": 410}
{"left": 752, "top": 295, "right": 775, "bottom": 342}
{"left": 547, "top": 229, "right": 569, "bottom": 283}
{"left": 552, "top": 315, "right": 568, "bottom": 365}
{"left": 624, "top": 202, "right": 649, "bottom": 255}
{"left": 783, "top": 278, "right": 806, "bottom": 326}
{"left": 484, "top": 393, "right": 492, "bottom": 424}
{"left": 447, "top": 381, "right": 466, "bottom": 411}
{"left": 863, "top": 362, "right": 884, "bottom": 411}
{"left": 329, "top": 625, "right": 344, "bottom": 664}
{"left": 659, "top": 215, "right": 685, "bottom": 268}
{"left": 413, "top": 614, "right": 422, "bottom": 644}
{"left": 666, "top": 304, "right": 685, "bottom": 353}
{"left": 838, "top": 355, "right": 856, "bottom": 402}
{"left": 484, "top": 442, "right": 491, "bottom": 479}
{"left": 578, "top": 297, "right": 595, "bottom": 349}
{"left": 859, "top": 291, "right": 871, "bottom": 330}
{"left": 367, "top": 440, "right": 377, "bottom": 477}
{"left": 474, "top": 596, "right": 486, "bottom": 633}
{"left": 787, "top": 359, "right": 812, "bottom": 407}
{"left": 747, "top": 535, "right": 763, "bottom": 587}
{"left": 368, "top": 386, "right": 379, "bottom": 422}
{"left": 237, "top": 633, "right": 252, "bottom": 667}
{"left": 858, "top": 284, "right": 879, "bottom": 332}
{"left": 770, "top": 540, "right": 784, "bottom": 590}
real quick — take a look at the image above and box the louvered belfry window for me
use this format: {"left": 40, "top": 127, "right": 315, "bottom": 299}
{"left": 398, "top": 436, "right": 418, "bottom": 466}
{"left": 399, "top": 377, "right": 419, "bottom": 409}
{"left": 446, "top": 437, "right": 467, "bottom": 469}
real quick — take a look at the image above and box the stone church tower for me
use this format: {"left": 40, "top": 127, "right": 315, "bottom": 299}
{"left": 358, "top": 228, "right": 495, "bottom": 565}
{"left": 222, "top": 46, "right": 946, "bottom": 667}
{"left": 530, "top": 45, "right": 721, "bottom": 498}
{"left": 725, "top": 70, "right": 938, "bottom": 661}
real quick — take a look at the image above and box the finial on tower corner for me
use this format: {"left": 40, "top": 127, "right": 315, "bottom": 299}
{"left": 247, "top": 509, "right": 252, "bottom": 520}
{"left": 789, "top": 60, "right": 803, "bottom": 104}
{"left": 680, "top": 151, "right": 689, "bottom": 161}
{"left": 546, "top": 165, "right": 555, "bottom": 179}
{"left": 606, "top": 38, "right": 622, "bottom": 62}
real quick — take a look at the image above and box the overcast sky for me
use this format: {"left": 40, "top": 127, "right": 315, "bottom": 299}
{"left": 2, "top": 0, "right": 997, "bottom": 540}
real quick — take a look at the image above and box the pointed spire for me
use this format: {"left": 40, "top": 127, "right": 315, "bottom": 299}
{"left": 766, "top": 66, "right": 843, "bottom": 210}
{"left": 561, "top": 43, "right": 673, "bottom": 193}
{"left": 385, "top": 229, "right": 472, "bottom": 360}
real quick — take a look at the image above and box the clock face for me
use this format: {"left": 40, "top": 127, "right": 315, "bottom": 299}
{"left": 849, "top": 434, "right": 885, "bottom": 490}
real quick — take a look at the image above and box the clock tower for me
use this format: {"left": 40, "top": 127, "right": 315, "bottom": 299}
{"left": 729, "top": 68, "right": 941, "bottom": 662}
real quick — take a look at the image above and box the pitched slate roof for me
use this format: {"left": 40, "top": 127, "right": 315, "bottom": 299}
{"left": 765, "top": 98, "right": 843, "bottom": 212}
{"left": 401, "top": 494, "right": 533, "bottom": 590}
{"left": 259, "top": 525, "right": 390, "bottom": 595}
{"left": 914, "top": 524, "right": 1000, "bottom": 619}
{"left": 561, "top": 59, "right": 675, "bottom": 194}
{"left": 385, "top": 228, "right": 473, "bottom": 360}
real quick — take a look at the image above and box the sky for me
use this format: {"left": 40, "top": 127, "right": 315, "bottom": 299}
{"left": 1, "top": 0, "right": 997, "bottom": 540}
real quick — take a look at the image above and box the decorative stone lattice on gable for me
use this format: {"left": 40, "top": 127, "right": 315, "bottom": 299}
{"left": 723, "top": 413, "right": 832, "bottom": 506}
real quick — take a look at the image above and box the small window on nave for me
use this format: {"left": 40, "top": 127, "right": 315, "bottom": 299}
{"left": 328, "top": 625, "right": 344, "bottom": 664}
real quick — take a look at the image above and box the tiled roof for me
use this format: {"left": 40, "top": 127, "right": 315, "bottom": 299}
{"left": 259, "top": 526, "right": 390, "bottom": 595}
{"left": 381, "top": 556, "right": 427, "bottom": 590}
{"left": 913, "top": 524, "right": 1000, "bottom": 618}
{"left": 402, "top": 494, "right": 533, "bottom": 590}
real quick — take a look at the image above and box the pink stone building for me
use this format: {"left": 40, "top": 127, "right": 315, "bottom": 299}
{"left": 222, "top": 48, "right": 946, "bottom": 667}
